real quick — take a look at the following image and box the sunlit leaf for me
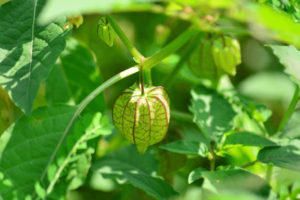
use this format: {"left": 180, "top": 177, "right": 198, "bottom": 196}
{"left": 229, "top": 3, "right": 300, "bottom": 47}
{"left": 160, "top": 140, "right": 208, "bottom": 157}
{"left": 46, "top": 38, "right": 106, "bottom": 113}
{"left": 188, "top": 166, "right": 270, "bottom": 198}
{"left": 190, "top": 85, "right": 237, "bottom": 141}
{"left": 269, "top": 45, "right": 300, "bottom": 85}
{"left": 256, "top": 140, "right": 300, "bottom": 171}
{"left": 0, "top": 105, "right": 76, "bottom": 199}
{"left": 223, "top": 132, "right": 278, "bottom": 149}
{"left": 91, "top": 145, "right": 178, "bottom": 200}
{"left": 282, "top": 109, "right": 300, "bottom": 139}
{"left": 0, "top": 0, "right": 71, "bottom": 116}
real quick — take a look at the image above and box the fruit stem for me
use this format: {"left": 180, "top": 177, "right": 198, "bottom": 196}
{"left": 278, "top": 86, "right": 300, "bottom": 133}
{"left": 106, "top": 13, "right": 144, "bottom": 63}
{"left": 220, "top": 33, "right": 226, "bottom": 47}
{"left": 161, "top": 32, "right": 205, "bottom": 89}
{"left": 140, "top": 57, "right": 145, "bottom": 96}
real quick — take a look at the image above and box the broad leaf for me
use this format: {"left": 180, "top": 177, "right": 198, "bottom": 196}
{"left": 190, "top": 85, "right": 237, "bottom": 141}
{"left": 160, "top": 140, "right": 208, "bottom": 157}
{"left": 229, "top": 3, "right": 300, "bottom": 48}
{"left": 223, "top": 132, "right": 278, "bottom": 148}
{"left": 157, "top": 128, "right": 187, "bottom": 184}
{"left": 91, "top": 145, "right": 178, "bottom": 200}
{"left": 282, "top": 109, "right": 300, "bottom": 139}
{"left": 189, "top": 166, "right": 270, "bottom": 198}
{"left": 0, "top": 105, "right": 76, "bottom": 200}
{"left": 46, "top": 37, "right": 106, "bottom": 113}
{"left": 46, "top": 113, "right": 113, "bottom": 196}
{"left": 256, "top": 140, "right": 300, "bottom": 172}
{"left": 39, "top": 0, "right": 144, "bottom": 25}
{"left": 0, "top": 0, "right": 71, "bottom": 116}
{"left": 269, "top": 45, "right": 300, "bottom": 85}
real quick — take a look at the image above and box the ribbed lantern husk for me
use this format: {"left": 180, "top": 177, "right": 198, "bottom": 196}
{"left": 113, "top": 82, "right": 170, "bottom": 154}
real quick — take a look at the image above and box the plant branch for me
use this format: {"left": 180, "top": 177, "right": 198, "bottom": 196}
{"left": 46, "top": 124, "right": 105, "bottom": 194}
{"left": 170, "top": 110, "right": 193, "bottom": 122}
{"left": 40, "top": 66, "right": 139, "bottom": 185}
{"left": 278, "top": 86, "right": 300, "bottom": 132}
{"left": 143, "top": 26, "right": 199, "bottom": 70}
{"left": 265, "top": 164, "right": 273, "bottom": 183}
{"left": 161, "top": 32, "right": 205, "bottom": 89}
{"left": 106, "top": 13, "right": 144, "bottom": 62}
{"left": 209, "top": 141, "right": 217, "bottom": 171}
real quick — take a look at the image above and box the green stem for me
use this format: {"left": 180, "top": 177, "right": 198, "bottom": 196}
{"left": 144, "top": 69, "right": 152, "bottom": 85}
{"left": 46, "top": 125, "right": 104, "bottom": 194}
{"left": 40, "top": 66, "right": 139, "bottom": 184}
{"left": 209, "top": 141, "right": 216, "bottom": 171}
{"left": 143, "top": 26, "right": 199, "bottom": 70}
{"left": 265, "top": 164, "right": 273, "bottom": 184}
{"left": 106, "top": 13, "right": 144, "bottom": 62}
{"left": 170, "top": 110, "right": 193, "bottom": 122}
{"left": 278, "top": 86, "right": 300, "bottom": 132}
{"left": 162, "top": 32, "right": 205, "bottom": 89}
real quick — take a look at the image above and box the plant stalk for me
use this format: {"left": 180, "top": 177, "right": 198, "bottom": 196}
{"left": 278, "top": 86, "right": 300, "bottom": 132}
{"left": 162, "top": 32, "right": 205, "bottom": 89}
{"left": 143, "top": 26, "right": 199, "bottom": 70}
{"left": 106, "top": 13, "right": 144, "bottom": 62}
{"left": 41, "top": 66, "right": 139, "bottom": 186}
{"left": 209, "top": 141, "right": 216, "bottom": 171}
{"left": 265, "top": 164, "right": 273, "bottom": 184}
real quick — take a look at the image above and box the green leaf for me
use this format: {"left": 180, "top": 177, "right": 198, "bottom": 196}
{"left": 160, "top": 140, "right": 208, "bottom": 157}
{"left": 188, "top": 166, "right": 271, "bottom": 198}
{"left": 282, "top": 109, "right": 300, "bottom": 139}
{"left": 46, "top": 37, "right": 106, "bottom": 113}
{"left": 0, "top": 0, "right": 71, "bottom": 116}
{"left": 91, "top": 145, "right": 178, "bottom": 200}
{"left": 223, "top": 132, "right": 278, "bottom": 149}
{"left": 39, "top": 0, "right": 140, "bottom": 25}
{"left": 123, "top": 173, "right": 179, "bottom": 200}
{"left": 256, "top": 140, "right": 300, "bottom": 172}
{"left": 190, "top": 85, "right": 237, "bottom": 141}
{"left": 269, "top": 45, "right": 300, "bottom": 85}
{"left": 46, "top": 112, "right": 113, "bottom": 195}
{"left": 229, "top": 3, "right": 300, "bottom": 47}
{"left": 0, "top": 105, "right": 76, "bottom": 199}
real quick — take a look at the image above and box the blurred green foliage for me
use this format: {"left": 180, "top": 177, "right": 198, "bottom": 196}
{"left": 1, "top": 0, "right": 300, "bottom": 200}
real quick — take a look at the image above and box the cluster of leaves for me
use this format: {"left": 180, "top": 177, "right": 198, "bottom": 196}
{"left": 0, "top": 0, "right": 300, "bottom": 200}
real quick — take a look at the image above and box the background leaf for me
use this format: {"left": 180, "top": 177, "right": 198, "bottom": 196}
{"left": 0, "top": 105, "right": 76, "bottom": 199}
{"left": 46, "top": 37, "right": 106, "bottom": 113}
{"left": 0, "top": 0, "right": 71, "bottom": 115}
{"left": 160, "top": 140, "right": 208, "bottom": 157}
{"left": 190, "top": 85, "right": 237, "bottom": 141}
{"left": 91, "top": 145, "right": 178, "bottom": 200}
{"left": 256, "top": 139, "right": 300, "bottom": 172}
{"left": 282, "top": 109, "right": 300, "bottom": 139}
{"left": 188, "top": 166, "right": 270, "bottom": 198}
{"left": 223, "top": 132, "right": 278, "bottom": 148}
{"left": 38, "top": 0, "right": 146, "bottom": 25}
{"left": 269, "top": 45, "right": 300, "bottom": 85}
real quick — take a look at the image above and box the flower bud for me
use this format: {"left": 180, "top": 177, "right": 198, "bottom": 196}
{"left": 212, "top": 36, "right": 241, "bottom": 76}
{"left": 113, "top": 82, "right": 170, "bottom": 154}
{"left": 67, "top": 14, "right": 83, "bottom": 29}
{"left": 97, "top": 17, "right": 116, "bottom": 47}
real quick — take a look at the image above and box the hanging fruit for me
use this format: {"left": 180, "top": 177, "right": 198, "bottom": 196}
{"left": 188, "top": 35, "right": 224, "bottom": 82}
{"left": 112, "top": 82, "right": 170, "bottom": 154}
{"left": 212, "top": 35, "right": 241, "bottom": 76}
{"left": 97, "top": 17, "right": 116, "bottom": 47}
